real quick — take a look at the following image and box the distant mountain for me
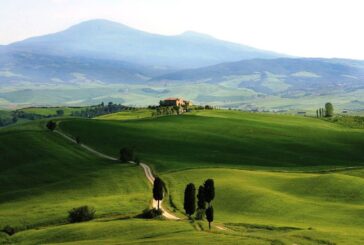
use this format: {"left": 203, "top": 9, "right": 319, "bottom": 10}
{"left": 5, "top": 19, "right": 285, "bottom": 69}
{"left": 154, "top": 58, "right": 364, "bottom": 94}
{"left": 0, "top": 51, "right": 165, "bottom": 85}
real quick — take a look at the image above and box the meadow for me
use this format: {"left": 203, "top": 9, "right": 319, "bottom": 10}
{"left": 2, "top": 109, "right": 364, "bottom": 244}
{"left": 61, "top": 110, "right": 364, "bottom": 172}
{"left": 0, "top": 121, "right": 150, "bottom": 230}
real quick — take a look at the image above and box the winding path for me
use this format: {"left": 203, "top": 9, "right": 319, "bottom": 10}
{"left": 55, "top": 130, "right": 179, "bottom": 220}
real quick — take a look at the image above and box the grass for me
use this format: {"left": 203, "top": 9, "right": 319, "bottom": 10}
{"left": 0, "top": 121, "right": 150, "bottom": 230}
{"left": 19, "top": 107, "right": 83, "bottom": 116}
{"left": 3, "top": 110, "right": 364, "bottom": 244}
{"left": 60, "top": 109, "right": 364, "bottom": 172}
{"left": 96, "top": 109, "right": 153, "bottom": 120}
{"left": 162, "top": 168, "right": 364, "bottom": 232}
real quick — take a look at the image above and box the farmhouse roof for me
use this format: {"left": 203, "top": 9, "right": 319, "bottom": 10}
{"left": 164, "top": 97, "right": 181, "bottom": 101}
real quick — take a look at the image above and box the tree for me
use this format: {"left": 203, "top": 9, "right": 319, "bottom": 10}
{"left": 195, "top": 185, "right": 206, "bottom": 220}
{"left": 184, "top": 183, "right": 196, "bottom": 218}
{"left": 153, "top": 177, "right": 164, "bottom": 210}
{"left": 119, "top": 147, "right": 134, "bottom": 163}
{"left": 197, "top": 185, "right": 206, "bottom": 210}
{"left": 75, "top": 136, "right": 81, "bottom": 144}
{"left": 56, "top": 109, "right": 64, "bottom": 116}
{"left": 204, "top": 179, "right": 215, "bottom": 207}
{"left": 46, "top": 120, "right": 56, "bottom": 131}
{"left": 206, "top": 206, "right": 214, "bottom": 230}
{"left": 325, "top": 102, "right": 334, "bottom": 117}
{"left": 316, "top": 109, "right": 319, "bottom": 118}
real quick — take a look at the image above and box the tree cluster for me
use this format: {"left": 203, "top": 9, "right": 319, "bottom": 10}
{"left": 152, "top": 106, "right": 183, "bottom": 117}
{"left": 71, "top": 102, "right": 133, "bottom": 118}
{"left": 316, "top": 102, "right": 334, "bottom": 118}
{"left": 0, "top": 116, "right": 17, "bottom": 127}
{"left": 183, "top": 179, "right": 215, "bottom": 230}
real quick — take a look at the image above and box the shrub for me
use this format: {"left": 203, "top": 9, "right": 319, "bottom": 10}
{"left": 68, "top": 206, "right": 95, "bottom": 223}
{"left": 46, "top": 120, "right": 57, "bottom": 131}
{"left": 2, "top": 225, "right": 15, "bottom": 236}
{"left": 120, "top": 147, "right": 134, "bottom": 163}
{"left": 139, "top": 208, "right": 163, "bottom": 219}
{"left": 134, "top": 156, "right": 141, "bottom": 164}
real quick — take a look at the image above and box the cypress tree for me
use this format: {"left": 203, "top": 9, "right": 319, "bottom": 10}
{"left": 316, "top": 109, "right": 319, "bottom": 118}
{"left": 153, "top": 177, "right": 164, "bottom": 210}
{"left": 184, "top": 183, "right": 196, "bottom": 218}
{"left": 206, "top": 206, "right": 214, "bottom": 230}
{"left": 204, "top": 179, "right": 215, "bottom": 207}
{"left": 197, "top": 185, "right": 206, "bottom": 210}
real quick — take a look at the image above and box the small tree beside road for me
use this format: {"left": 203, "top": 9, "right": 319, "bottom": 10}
{"left": 184, "top": 183, "right": 196, "bottom": 218}
{"left": 153, "top": 177, "right": 164, "bottom": 210}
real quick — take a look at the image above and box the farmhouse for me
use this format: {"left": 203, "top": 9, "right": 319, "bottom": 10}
{"left": 160, "top": 98, "right": 192, "bottom": 107}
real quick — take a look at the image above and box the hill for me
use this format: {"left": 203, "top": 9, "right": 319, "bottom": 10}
{"left": 0, "top": 121, "right": 150, "bottom": 230}
{"left": 60, "top": 110, "right": 364, "bottom": 171}
{"left": 3, "top": 19, "right": 283, "bottom": 69}
{"left": 3, "top": 111, "right": 364, "bottom": 244}
{"left": 154, "top": 57, "right": 364, "bottom": 95}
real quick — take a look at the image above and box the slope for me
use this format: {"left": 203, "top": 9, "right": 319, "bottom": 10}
{"left": 0, "top": 121, "right": 150, "bottom": 230}
{"left": 60, "top": 110, "right": 364, "bottom": 172}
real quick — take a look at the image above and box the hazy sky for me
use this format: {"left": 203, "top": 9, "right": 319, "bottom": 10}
{"left": 1, "top": 0, "right": 364, "bottom": 59}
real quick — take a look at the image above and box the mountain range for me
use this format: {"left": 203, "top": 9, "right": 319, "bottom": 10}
{"left": 1, "top": 19, "right": 364, "bottom": 110}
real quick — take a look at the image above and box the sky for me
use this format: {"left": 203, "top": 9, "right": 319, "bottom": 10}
{"left": 1, "top": 0, "right": 364, "bottom": 59}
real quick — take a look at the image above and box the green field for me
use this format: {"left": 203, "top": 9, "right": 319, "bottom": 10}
{"left": 2, "top": 110, "right": 364, "bottom": 244}
{"left": 60, "top": 110, "right": 364, "bottom": 172}
{"left": 96, "top": 109, "right": 153, "bottom": 120}
{"left": 0, "top": 121, "right": 150, "bottom": 230}
{"left": 20, "top": 107, "right": 83, "bottom": 116}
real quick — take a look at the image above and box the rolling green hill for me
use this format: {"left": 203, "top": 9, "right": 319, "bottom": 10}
{"left": 3, "top": 110, "right": 364, "bottom": 244}
{"left": 0, "top": 121, "right": 150, "bottom": 230}
{"left": 61, "top": 110, "right": 364, "bottom": 172}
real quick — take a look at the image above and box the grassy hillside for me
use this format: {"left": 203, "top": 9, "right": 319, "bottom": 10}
{"left": 96, "top": 109, "right": 153, "bottom": 120}
{"left": 162, "top": 168, "right": 364, "bottom": 243}
{"left": 58, "top": 110, "right": 364, "bottom": 244}
{"left": 61, "top": 110, "right": 364, "bottom": 172}
{"left": 4, "top": 110, "right": 364, "bottom": 244}
{"left": 0, "top": 121, "right": 150, "bottom": 230}
{"left": 20, "top": 107, "right": 82, "bottom": 116}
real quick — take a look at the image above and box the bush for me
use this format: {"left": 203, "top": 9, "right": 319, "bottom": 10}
{"left": 134, "top": 156, "right": 141, "bottom": 164}
{"left": 68, "top": 206, "right": 95, "bottom": 223}
{"left": 120, "top": 147, "right": 134, "bottom": 163}
{"left": 2, "top": 225, "right": 15, "bottom": 236}
{"left": 46, "top": 120, "right": 57, "bottom": 131}
{"left": 138, "top": 208, "right": 163, "bottom": 219}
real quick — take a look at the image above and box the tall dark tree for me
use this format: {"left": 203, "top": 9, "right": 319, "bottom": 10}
{"left": 316, "top": 109, "right": 319, "bottom": 118}
{"left": 46, "top": 120, "right": 57, "bottom": 131}
{"left": 197, "top": 185, "right": 206, "bottom": 210}
{"left": 153, "top": 177, "right": 164, "bottom": 210}
{"left": 206, "top": 206, "right": 214, "bottom": 230}
{"left": 325, "top": 102, "right": 334, "bottom": 117}
{"left": 184, "top": 183, "right": 196, "bottom": 218}
{"left": 204, "top": 179, "right": 215, "bottom": 207}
